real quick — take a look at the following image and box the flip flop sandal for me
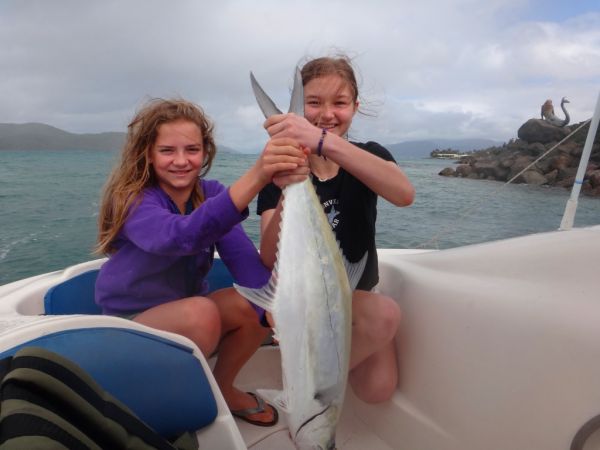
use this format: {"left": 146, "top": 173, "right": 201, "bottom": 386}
{"left": 231, "top": 392, "right": 279, "bottom": 427}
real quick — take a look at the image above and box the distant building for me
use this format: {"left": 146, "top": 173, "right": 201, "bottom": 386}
{"left": 431, "top": 151, "right": 469, "bottom": 159}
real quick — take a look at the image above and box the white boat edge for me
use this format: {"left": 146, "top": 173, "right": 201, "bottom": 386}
{"left": 1, "top": 227, "right": 600, "bottom": 449}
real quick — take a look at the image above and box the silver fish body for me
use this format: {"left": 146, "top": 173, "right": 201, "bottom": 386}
{"left": 236, "top": 177, "right": 363, "bottom": 449}
{"left": 237, "top": 69, "right": 365, "bottom": 449}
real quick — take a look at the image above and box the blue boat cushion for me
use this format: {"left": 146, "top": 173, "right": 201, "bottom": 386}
{"left": 44, "top": 269, "right": 102, "bottom": 315}
{"left": 44, "top": 259, "right": 235, "bottom": 315}
{"left": 0, "top": 327, "right": 217, "bottom": 437}
{"left": 205, "top": 258, "right": 235, "bottom": 292}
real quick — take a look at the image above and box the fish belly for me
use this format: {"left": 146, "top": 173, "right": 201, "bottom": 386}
{"left": 274, "top": 180, "right": 352, "bottom": 438}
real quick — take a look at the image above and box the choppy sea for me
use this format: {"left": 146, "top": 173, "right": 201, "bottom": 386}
{"left": 1, "top": 149, "right": 599, "bottom": 285}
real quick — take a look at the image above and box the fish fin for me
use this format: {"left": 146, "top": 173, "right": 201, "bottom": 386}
{"left": 257, "top": 389, "right": 289, "bottom": 413}
{"left": 288, "top": 67, "right": 304, "bottom": 116}
{"left": 271, "top": 327, "right": 281, "bottom": 342}
{"left": 250, "top": 72, "right": 283, "bottom": 118}
{"left": 233, "top": 278, "right": 277, "bottom": 313}
{"left": 343, "top": 251, "right": 368, "bottom": 291}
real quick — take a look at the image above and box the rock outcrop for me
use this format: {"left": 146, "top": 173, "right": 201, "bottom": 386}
{"left": 439, "top": 119, "right": 600, "bottom": 197}
{"left": 517, "top": 119, "right": 571, "bottom": 144}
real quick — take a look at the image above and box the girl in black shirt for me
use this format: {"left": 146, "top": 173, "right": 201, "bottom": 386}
{"left": 258, "top": 55, "right": 415, "bottom": 403}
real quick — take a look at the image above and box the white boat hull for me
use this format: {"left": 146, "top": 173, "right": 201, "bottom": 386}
{"left": 1, "top": 226, "right": 599, "bottom": 449}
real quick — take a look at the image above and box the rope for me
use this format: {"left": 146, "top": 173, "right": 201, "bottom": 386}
{"left": 411, "top": 119, "right": 593, "bottom": 249}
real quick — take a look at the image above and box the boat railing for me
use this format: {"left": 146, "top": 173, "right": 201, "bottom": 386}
{"left": 559, "top": 91, "right": 600, "bottom": 230}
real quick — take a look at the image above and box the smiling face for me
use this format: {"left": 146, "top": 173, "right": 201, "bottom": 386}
{"left": 149, "top": 119, "right": 204, "bottom": 205}
{"left": 304, "top": 74, "right": 358, "bottom": 138}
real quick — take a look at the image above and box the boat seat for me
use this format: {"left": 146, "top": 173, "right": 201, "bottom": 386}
{"left": 0, "top": 327, "right": 217, "bottom": 437}
{"left": 44, "top": 259, "right": 235, "bottom": 315}
{"left": 204, "top": 257, "right": 235, "bottom": 291}
{"left": 44, "top": 269, "right": 102, "bottom": 314}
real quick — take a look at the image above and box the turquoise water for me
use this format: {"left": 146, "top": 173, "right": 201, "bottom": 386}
{"left": 1, "top": 150, "right": 599, "bottom": 285}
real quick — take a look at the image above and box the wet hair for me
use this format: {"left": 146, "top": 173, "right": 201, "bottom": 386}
{"left": 96, "top": 98, "right": 216, "bottom": 255}
{"left": 300, "top": 55, "right": 359, "bottom": 103}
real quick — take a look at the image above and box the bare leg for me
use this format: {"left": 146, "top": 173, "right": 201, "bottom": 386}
{"left": 210, "top": 288, "right": 276, "bottom": 424}
{"left": 349, "top": 290, "right": 401, "bottom": 403}
{"left": 134, "top": 296, "right": 221, "bottom": 357}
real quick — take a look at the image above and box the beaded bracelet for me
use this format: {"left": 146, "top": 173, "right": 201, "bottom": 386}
{"left": 317, "top": 128, "right": 327, "bottom": 159}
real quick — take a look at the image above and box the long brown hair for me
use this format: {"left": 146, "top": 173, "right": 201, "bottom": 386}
{"left": 300, "top": 55, "right": 359, "bottom": 103}
{"left": 96, "top": 98, "right": 217, "bottom": 255}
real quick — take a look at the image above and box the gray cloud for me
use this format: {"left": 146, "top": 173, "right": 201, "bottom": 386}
{"left": 1, "top": 0, "right": 598, "bottom": 152}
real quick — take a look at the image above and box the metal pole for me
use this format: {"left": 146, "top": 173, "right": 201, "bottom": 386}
{"left": 559, "top": 91, "right": 600, "bottom": 231}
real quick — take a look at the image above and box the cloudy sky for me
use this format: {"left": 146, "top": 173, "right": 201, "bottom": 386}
{"left": 1, "top": 0, "right": 599, "bottom": 152}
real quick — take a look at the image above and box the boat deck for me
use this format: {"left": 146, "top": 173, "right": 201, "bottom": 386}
{"left": 213, "top": 346, "right": 396, "bottom": 449}
{"left": 2, "top": 234, "right": 600, "bottom": 449}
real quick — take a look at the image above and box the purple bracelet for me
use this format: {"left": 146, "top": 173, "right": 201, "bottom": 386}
{"left": 317, "top": 128, "right": 327, "bottom": 159}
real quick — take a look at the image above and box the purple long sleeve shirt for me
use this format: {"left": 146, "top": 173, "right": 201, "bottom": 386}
{"left": 95, "top": 179, "right": 270, "bottom": 318}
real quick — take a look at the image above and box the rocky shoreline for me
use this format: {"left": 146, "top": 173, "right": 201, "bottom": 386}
{"left": 438, "top": 119, "right": 600, "bottom": 197}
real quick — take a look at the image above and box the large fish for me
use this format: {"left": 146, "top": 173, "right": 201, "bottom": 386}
{"left": 235, "top": 69, "right": 366, "bottom": 449}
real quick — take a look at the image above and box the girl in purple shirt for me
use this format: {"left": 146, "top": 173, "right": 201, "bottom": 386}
{"left": 95, "top": 98, "right": 306, "bottom": 427}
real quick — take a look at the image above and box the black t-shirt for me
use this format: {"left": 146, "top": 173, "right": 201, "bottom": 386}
{"left": 257, "top": 141, "right": 396, "bottom": 290}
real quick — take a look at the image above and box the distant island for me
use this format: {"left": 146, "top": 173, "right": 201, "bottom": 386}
{"left": 1, "top": 122, "right": 506, "bottom": 157}
{"left": 0, "top": 122, "right": 237, "bottom": 153}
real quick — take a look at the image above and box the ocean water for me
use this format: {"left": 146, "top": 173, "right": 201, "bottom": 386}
{"left": 1, "top": 149, "right": 599, "bottom": 285}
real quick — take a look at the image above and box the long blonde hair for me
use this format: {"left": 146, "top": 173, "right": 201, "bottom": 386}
{"left": 96, "top": 98, "right": 217, "bottom": 255}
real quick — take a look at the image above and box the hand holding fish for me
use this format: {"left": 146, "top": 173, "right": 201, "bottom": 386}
{"left": 271, "top": 143, "right": 311, "bottom": 189}
{"left": 229, "top": 137, "right": 305, "bottom": 212}
{"left": 253, "top": 137, "right": 307, "bottom": 185}
{"left": 264, "top": 113, "right": 323, "bottom": 154}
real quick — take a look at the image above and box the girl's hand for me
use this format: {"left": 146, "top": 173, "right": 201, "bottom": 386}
{"left": 264, "top": 114, "right": 321, "bottom": 154}
{"left": 229, "top": 138, "right": 306, "bottom": 213}
{"left": 272, "top": 145, "right": 310, "bottom": 189}
{"left": 255, "top": 137, "right": 307, "bottom": 185}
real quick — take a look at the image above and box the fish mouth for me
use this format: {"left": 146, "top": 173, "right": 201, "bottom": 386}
{"left": 294, "top": 404, "right": 331, "bottom": 440}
